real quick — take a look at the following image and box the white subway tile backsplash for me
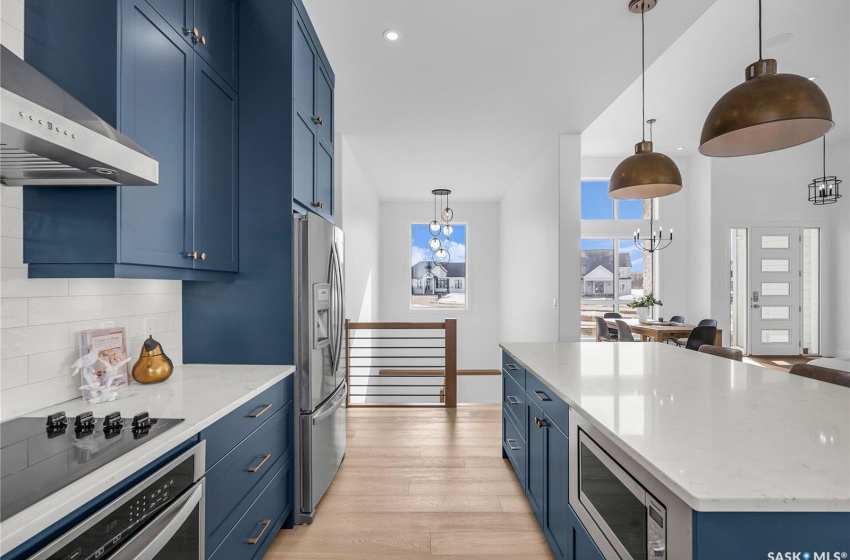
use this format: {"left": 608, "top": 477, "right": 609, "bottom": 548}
{"left": 171, "top": 311, "right": 183, "bottom": 331}
{"left": 1, "top": 186, "right": 24, "bottom": 209}
{"left": 1, "top": 206, "right": 23, "bottom": 238}
{"left": 1, "top": 268, "right": 69, "bottom": 298}
{"left": 28, "top": 348, "right": 80, "bottom": 383}
{"left": 150, "top": 293, "right": 181, "bottom": 314}
{"left": 0, "top": 21, "right": 24, "bottom": 58}
{"left": 102, "top": 294, "right": 152, "bottom": 318}
{"left": 129, "top": 279, "right": 181, "bottom": 294}
{"left": 1, "top": 376, "right": 74, "bottom": 421}
{"left": 1, "top": 236, "right": 25, "bottom": 268}
{"left": 67, "top": 317, "right": 130, "bottom": 347}
{"left": 1, "top": 323, "right": 69, "bottom": 359}
{"left": 1, "top": 356, "right": 28, "bottom": 390}
{"left": 69, "top": 278, "right": 131, "bottom": 296}
{"left": 1, "top": 0, "right": 25, "bottom": 32}
{"left": 29, "top": 296, "right": 101, "bottom": 325}
{"left": 1, "top": 297, "right": 27, "bottom": 327}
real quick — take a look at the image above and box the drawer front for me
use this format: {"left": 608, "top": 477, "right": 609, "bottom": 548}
{"left": 502, "top": 408, "right": 526, "bottom": 487}
{"left": 525, "top": 372, "right": 569, "bottom": 434}
{"left": 202, "top": 376, "right": 293, "bottom": 467}
{"left": 502, "top": 373, "right": 526, "bottom": 442}
{"left": 208, "top": 458, "right": 293, "bottom": 560}
{"left": 502, "top": 353, "right": 525, "bottom": 389}
{"left": 205, "top": 402, "right": 293, "bottom": 553}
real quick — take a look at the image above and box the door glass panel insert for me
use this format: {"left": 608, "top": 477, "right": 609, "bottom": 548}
{"left": 761, "top": 259, "right": 790, "bottom": 272}
{"left": 761, "top": 306, "right": 790, "bottom": 320}
{"left": 761, "top": 330, "right": 790, "bottom": 343}
{"left": 761, "top": 235, "right": 790, "bottom": 249}
{"left": 762, "top": 282, "right": 790, "bottom": 296}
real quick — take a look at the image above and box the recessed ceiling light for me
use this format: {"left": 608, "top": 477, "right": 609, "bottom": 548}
{"left": 383, "top": 29, "right": 401, "bottom": 42}
{"left": 808, "top": 75, "right": 818, "bottom": 81}
{"left": 764, "top": 32, "right": 794, "bottom": 48}
{"left": 677, "top": 147, "right": 685, "bottom": 150}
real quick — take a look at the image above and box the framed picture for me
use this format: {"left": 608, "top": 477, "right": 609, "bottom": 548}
{"left": 79, "top": 327, "right": 130, "bottom": 400}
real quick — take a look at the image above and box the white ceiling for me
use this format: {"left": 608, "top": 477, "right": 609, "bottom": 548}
{"left": 582, "top": 0, "right": 850, "bottom": 158}
{"left": 302, "top": 0, "right": 718, "bottom": 201}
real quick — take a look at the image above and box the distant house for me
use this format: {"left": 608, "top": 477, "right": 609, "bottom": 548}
{"left": 412, "top": 261, "right": 466, "bottom": 296}
{"left": 580, "top": 250, "right": 632, "bottom": 297}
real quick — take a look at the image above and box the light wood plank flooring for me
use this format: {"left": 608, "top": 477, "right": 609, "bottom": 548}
{"left": 265, "top": 404, "right": 554, "bottom": 559}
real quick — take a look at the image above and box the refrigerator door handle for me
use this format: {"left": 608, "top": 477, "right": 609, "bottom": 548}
{"left": 328, "top": 245, "right": 341, "bottom": 373}
{"left": 312, "top": 382, "right": 347, "bottom": 425}
{"left": 332, "top": 243, "right": 345, "bottom": 373}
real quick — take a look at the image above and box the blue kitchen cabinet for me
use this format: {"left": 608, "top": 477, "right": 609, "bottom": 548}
{"left": 145, "top": 0, "right": 193, "bottom": 42}
{"left": 573, "top": 517, "right": 606, "bottom": 560}
{"left": 195, "top": 0, "right": 239, "bottom": 89}
{"left": 23, "top": 0, "right": 237, "bottom": 281}
{"left": 526, "top": 398, "right": 546, "bottom": 525}
{"left": 545, "top": 422, "right": 573, "bottom": 559}
{"left": 291, "top": 5, "right": 335, "bottom": 220}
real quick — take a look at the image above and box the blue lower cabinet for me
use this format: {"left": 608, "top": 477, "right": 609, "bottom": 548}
{"left": 544, "top": 421, "right": 571, "bottom": 559}
{"left": 526, "top": 399, "right": 545, "bottom": 525}
{"left": 208, "top": 458, "right": 293, "bottom": 560}
{"left": 573, "top": 514, "right": 606, "bottom": 560}
{"left": 502, "top": 407, "right": 526, "bottom": 488}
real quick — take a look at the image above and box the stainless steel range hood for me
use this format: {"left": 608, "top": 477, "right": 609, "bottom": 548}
{"left": 0, "top": 45, "right": 158, "bottom": 186}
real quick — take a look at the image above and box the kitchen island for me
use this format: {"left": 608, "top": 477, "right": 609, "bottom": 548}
{"left": 500, "top": 342, "right": 850, "bottom": 559}
{"left": 1, "top": 364, "right": 294, "bottom": 557}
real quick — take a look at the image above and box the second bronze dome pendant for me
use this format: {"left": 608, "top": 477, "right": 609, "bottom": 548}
{"left": 699, "top": 0, "right": 833, "bottom": 157}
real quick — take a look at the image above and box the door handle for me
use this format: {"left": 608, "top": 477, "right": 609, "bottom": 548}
{"left": 505, "top": 364, "right": 518, "bottom": 371}
{"left": 249, "top": 403, "right": 273, "bottom": 418}
{"left": 534, "top": 417, "right": 548, "bottom": 429}
{"left": 312, "top": 382, "right": 346, "bottom": 425}
{"left": 506, "top": 439, "right": 520, "bottom": 451}
{"left": 533, "top": 390, "right": 551, "bottom": 402}
{"left": 247, "top": 519, "right": 272, "bottom": 545}
{"left": 314, "top": 116, "right": 324, "bottom": 126}
{"left": 506, "top": 396, "right": 519, "bottom": 405}
{"left": 247, "top": 453, "right": 271, "bottom": 473}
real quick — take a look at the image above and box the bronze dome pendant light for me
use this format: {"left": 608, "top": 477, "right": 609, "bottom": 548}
{"left": 609, "top": 0, "right": 683, "bottom": 200}
{"left": 699, "top": 0, "right": 833, "bottom": 157}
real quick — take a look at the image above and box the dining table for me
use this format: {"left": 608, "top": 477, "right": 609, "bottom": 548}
{"left": 599, "top": 318, "right": 723, "bottom": 346}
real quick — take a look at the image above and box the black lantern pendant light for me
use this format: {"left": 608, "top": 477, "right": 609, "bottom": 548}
{"left": 700, "top": 0, "right": 833, "bottom": 157}
{"left": 808, "top": 136, "right": 842, "bottom": 205}
{"left": 609, "top": 0, "right": 683, "bottom": 200}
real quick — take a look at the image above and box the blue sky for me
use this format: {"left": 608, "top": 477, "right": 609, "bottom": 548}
{"left": 581, "top": 181, "right": 646, "bottom": 274}
{"left": 412, "top": 224, "right": 466, "bottom": 266}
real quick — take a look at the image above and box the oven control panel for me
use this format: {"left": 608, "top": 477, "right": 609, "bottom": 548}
{"left": 647, "top": 498, "right": 667, "bottom": 558}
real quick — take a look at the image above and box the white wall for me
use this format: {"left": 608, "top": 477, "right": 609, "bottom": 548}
{"left": 559, "top": 134, "right": 582, "bottom": 341}
{"left": 0, "top": 4, "right": 184, "bottom": 420}
{"left": 379, "top": 200, "right": 501, "bottom": 371}
{"left": 500, "top": 138, "right": 560, "bottom": 343}
{"left": 687, "top": 154, "right": 713, "bottom": 321}
{"left": 340, "top": 138, "right": 380, "bottom": 323}
{"left": 708, "top": 140, "right": 849, "bottom": 358}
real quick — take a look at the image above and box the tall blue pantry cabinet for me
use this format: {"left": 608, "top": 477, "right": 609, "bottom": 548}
{"left": 23, "top": 0, "right": 238, "bottom": 281}
{"left": 182, "top": 0, "right": 335, "bottom": 365}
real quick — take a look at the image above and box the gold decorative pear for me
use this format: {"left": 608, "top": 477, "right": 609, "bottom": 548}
{"left": 132, "top": 335, "right": 174, "bottom": 384}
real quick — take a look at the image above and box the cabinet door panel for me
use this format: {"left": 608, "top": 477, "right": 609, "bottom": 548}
{"left": 195, "top": 0, "right": 238, "bottom": 89}
{"left": 292, "top": 14, "right": 315, "bottom": 116}
{"left": 146, "top": 0, "right": 194, "bottom": 42}
{"left": 193, "top": 55, "right": 238, "bottom": 272}
{"left": 120, "top": 1, "right": 194, "bottom": 269}
{"left": 526, "top": 400, "right": 545, "bottom": 524}
{"left": 293, "top": 108, "right": 316, "bottom": 209}
{"left": 315, "top": 136, "right": 333, "bottom": 220}
{"left": 546, "top": 422, "right": 572, "bottom": 558}
{"left": 315, "top": 62, "right": 333, "bottom": 144}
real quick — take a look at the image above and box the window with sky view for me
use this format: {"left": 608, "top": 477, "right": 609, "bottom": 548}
{"left": 410, "top": 224, "right": 467, "bottom": 310}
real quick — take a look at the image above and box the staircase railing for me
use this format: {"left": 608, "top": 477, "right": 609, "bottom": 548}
{"left": 344, "top": 319, "right": 457, "bottom": 408}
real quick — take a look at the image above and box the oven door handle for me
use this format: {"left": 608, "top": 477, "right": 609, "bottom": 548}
{"left": 110, "top": 481, "right": 204, "bottom": 560}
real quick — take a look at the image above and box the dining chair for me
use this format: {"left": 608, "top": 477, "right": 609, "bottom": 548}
{"left": 663, "top": 315, "right": 687, "bottom": 343}
{"left": 603, "top": 312, "right": 622, "bottom": 337}
{"left": 788, "top": 363, "right": 850, "bottom": 388}
{"left": 698, "top": 345, "right": 743, "bottom": 361}
{"left": 683, "top": 326, "right": 718, "bottom": 351}
{"left": 672, "top": 319, "right": 718, "bottom": 346}
{"left": 615, "top": 320, "right": 637, "bottom": 342}
{"left": 595, "top": 316, "right": 618, "bottom": 342}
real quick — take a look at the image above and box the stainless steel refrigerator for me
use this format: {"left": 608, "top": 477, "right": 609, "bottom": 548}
{"left": 293, "top": 212, "right": 346, "bottom": 524}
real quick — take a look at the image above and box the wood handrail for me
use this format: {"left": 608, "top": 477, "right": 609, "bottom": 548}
{"left": 347, "top": 321, "right": 447, "bottom": 330}
{"left": 377, "top": 369, "right": 500, "bottom": 376}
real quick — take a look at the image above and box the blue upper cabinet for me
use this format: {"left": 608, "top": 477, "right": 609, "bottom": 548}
{"left": 195, "top": 0, "right": 239, "bottom": 90}
{"left": 291, "top": 4, "right": 335, "bottom": 221}
{"left": 23, "top": 0, "right": 237, "bottom": 281}
{"left": 193, "top": 57, "right": 239, "bottom": 272}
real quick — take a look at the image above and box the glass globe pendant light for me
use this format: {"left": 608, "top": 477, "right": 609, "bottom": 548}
{"left": 608, "top": 0, "right": 683, "bottom": 200}
{"left": 442, "top": 224, "right": 453, "bottom": 237}
{"left": 429, "top": 236, "right": 442, "bottom": 251}
{"left": 699, "top": 0, "right": 833, "bottom": 157}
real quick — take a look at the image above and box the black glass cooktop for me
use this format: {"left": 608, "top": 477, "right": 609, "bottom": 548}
{"left": 0, "top": 411, "right": 182, "bottom": 521}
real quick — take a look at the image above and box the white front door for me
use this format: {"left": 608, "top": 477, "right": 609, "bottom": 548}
{"left": 749, "top": 227, "right": 801, "bottom": 356}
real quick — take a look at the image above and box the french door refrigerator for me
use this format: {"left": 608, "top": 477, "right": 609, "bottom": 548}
{"left": 293, "top": 212, "right": 347, "bottom": 524}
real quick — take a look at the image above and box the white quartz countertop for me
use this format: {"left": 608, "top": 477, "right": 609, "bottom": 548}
{"left": 0, "top": 363, "right": 295, "bottom": 555}
{"left": 500, "top": 342, "right": 850, "bottom": 513}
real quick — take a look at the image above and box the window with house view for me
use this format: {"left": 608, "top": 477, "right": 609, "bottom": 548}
{"left": 580, "top": 181, "right": 653, "bottom": 339}
{"left": 411, "top": 224, "right": 467, "bottom": 310}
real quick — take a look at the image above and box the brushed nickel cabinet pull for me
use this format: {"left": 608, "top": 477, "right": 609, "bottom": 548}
{"left": 247, "top": 519, "right": 271, "bottom": 544}
{"left": 506, "top": 396, "right": 519, "bottom": 405}
{"left": 506, "top": 439, "right": 519, "bottom": 451}
{"left": 506, "top": 364, "right": 518, "bottom": 371}
{"left": 250, "top": 403, "right": 272, "bottom": 418}
{"left": 247, "top": 453, "right": 271, "bottom": 473}
{"left": 533, "top": 390, "right": 551, "bottom": 402}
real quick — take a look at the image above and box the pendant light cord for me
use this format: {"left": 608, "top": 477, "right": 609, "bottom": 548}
{"left": 641, "top": 6, "right": 646, "bottom": 141}
{"left": 758, "top": 0, "right": 763, "bottom": 60}
{"left": 823, "top": 135, "right": 826, "bottom": 178}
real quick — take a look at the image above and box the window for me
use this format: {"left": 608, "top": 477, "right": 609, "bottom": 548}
{"left": 581, "top": 181, "right": 650, "bottom": 220}
{"left": 410, "top": 223, "right": 467, "bottom": 309}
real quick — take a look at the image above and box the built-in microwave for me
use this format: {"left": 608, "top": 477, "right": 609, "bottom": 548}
{"left": 569, "top": 409, "right": 693, "bottom": 560}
